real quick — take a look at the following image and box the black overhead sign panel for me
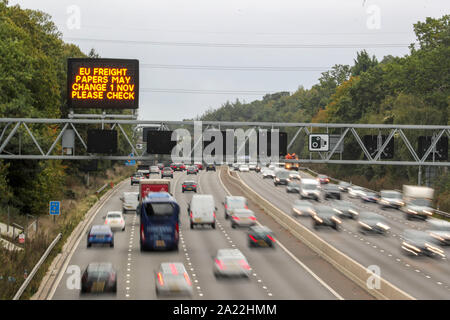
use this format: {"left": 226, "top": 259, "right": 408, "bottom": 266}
{"left": 67, "top": 58, "right": 139, "bottom": 109}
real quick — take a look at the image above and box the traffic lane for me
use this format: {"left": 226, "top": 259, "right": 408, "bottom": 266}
{"left": 239, "top": 171, "right": 450, "bottom": 299}
{"left": 175, "top": 170, "right": 272, "bottom": 300}
{"left": 52, "top": 180, "right": 135, "bottom": 300}
{"left": 205, "top": 169, "right": 353, "bottom": 299}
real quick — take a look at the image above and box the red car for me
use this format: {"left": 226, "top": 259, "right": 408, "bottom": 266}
{"left": 195, "top": 162, "right": 204, "bottom": 170}
{"left": 317, "top": 174, "right": 330, "bottom": 184}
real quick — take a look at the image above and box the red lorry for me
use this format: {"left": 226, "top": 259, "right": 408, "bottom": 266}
{"left": 139, "top": 179, "right": 171, "bottom": 202}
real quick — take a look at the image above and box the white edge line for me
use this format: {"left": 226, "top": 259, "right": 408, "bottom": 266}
{"left": 218, "top": 167, "right": 344, "bottom": 300}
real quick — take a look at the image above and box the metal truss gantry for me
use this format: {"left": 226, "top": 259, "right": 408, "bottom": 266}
{"left": 0, "top": 118, "right": 449, "bottom": 166}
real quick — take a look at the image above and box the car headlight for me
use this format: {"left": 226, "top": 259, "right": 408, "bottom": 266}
{"left": 423, "top": 210, "right": 433, "bottom": 215}
{"left": 333, "top": 209, "right": 342, "bottom": 214}
{"left": 424, "top": 243, "right": 445, "bottom": 257}
{"left": 402, "top": 242, "right": 421, "bottom": 253}
{"left": 313, "top": 216, "right": 323, "bottom": 223}
{"left": 408, "top": 209, "right": 417, "bottom": 214}
{"left": 293, "top": 208, "right": 302, "bottom": 215}
{"left": 275, "top": 178, "right": 280, "bottom": 182}
{"left": 376, "top": 222, "right": 390, "bottom": 231}
{"left": 331, "top": 216, "right": 342, "bottom": 224}
{"left": 359, "top": 221, "right": 372, "bottom": 230}
{"left": 381, "top": 199, "right": 389, "bottom": 204}
{"left": 349, "top": 209, "right": 359, "bottom": 216}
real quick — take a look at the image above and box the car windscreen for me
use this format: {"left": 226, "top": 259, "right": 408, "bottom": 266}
{"left": 145, "top": 202, "right": 175, "bottom": 216}
{"left": 324, "top": 185, "right": 339, "bottom": 191}
{"left": 288, "top": 182, "right": 300, "bottom": 187}
{"left": 87, "top": 271, "right": 110, "bottom": 280}
{"left": 276, "top": 171, "right": 290, "bottom": 179}
{"left": 410, "top": 199, "right": 431, "bottom": 206}
{"left": 381, "top": 192, "right": 401, "bottom": 199}
{"left": 303, "top": 184, "right": 318, "bottom": 190}
{"left": 107, "top": 213, "right": 121, "bottom": 218}
{"left": 184, "top": 181, "right": 196, "bottom": 185}
{"left": 124, "top": 194, "right": 137, "bottom": 201}
{"left": 228, "top": 198, "right": 246, "bottom": 209}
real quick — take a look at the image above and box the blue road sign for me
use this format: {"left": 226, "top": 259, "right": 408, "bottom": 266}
{"left": 49, "top": 201, "right": 60, "bottom": 216}
{"left": 125, "top": 153, "right": 136, "bottom": 166}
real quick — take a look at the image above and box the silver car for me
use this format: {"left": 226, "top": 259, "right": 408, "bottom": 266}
{"left": 155, "top": 263, "right": 193, "bottom": 296}
{"left": 231, "top": 209, "right": 257, "bottom": 228}
{"left": 150, "top": 166, "right": 160, "bottom": 174}
{"left": 358, "top": 212, "right": 391, "bottom": 235}
{"left": 292, "top": 200, "right": 314, "bottom": 217}
{"left": 213, "top": 249, "right": 251, "bottom": 278}
{"left": 120, "top": 192, "right": 139, "bottom": 213}
{"left": 427, "top": 219, "right": 450, "bottom": 246}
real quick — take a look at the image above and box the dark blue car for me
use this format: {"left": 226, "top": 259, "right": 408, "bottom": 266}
{"left": 87, "top": 225, "right": 114, "bottom": 248}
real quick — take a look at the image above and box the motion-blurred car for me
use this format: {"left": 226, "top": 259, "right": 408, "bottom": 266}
{"left": 401, "top": 229, "right": 445, "bottom": 258}
{"left": 292, "top": 200, "right": 315, "bottom": 217}
{"left": 121, "top": 192, "right": 139, "bottom": 213}
{"left": 247, "top": 226, "right": 276, "bottom": 248}
{"left": 427, "top": 219, "right": 450, "bottom": 246}
{"left": 194, "top": 162, "right": 204, "bottom": 170}
{"left": 155, "top": 263, "right": 193, "bottom": 296}
{"left": 361, "top": 191, "right": 379, "bottom": 203}
{"left": 213, "top": 249, "right": 251, "bottom": 278}
{"left": 189, "top": 194, "right": 216, "bottom": 229}
{"left": 157, "top": 163, "right": 165, "bottom": 170}
{"left": 358, "top": 211, "right": 390, "bottom": 235}
{"left": 232, "top": 163, "right": 241, "bottom": 171}
{"left": 322, "top": 184, "right": 341, "bottom": 200}
{"left": 255, "top": 164, "right": 261, "bottom": 173}
{"left": 289, "top": 172, "right": 301, "bottom": 180}
{"left": 231, "top": 209, "right": 257, "bottom": 228}
{"left": 348, "top": 186, "right": 366, "bottom": 199}
{"left": 268, "top": 164, "right": 276, "bottom": 171}
{"left": 186, "top": 166, "right": 197, "bottom": 175}
{"left": 330, "top": 200, "right": 359, "bottom": 219}
{"left": 150, "top": 166, "right": 160, "bottom": 175}
{"left": 338, "top": 181, "right": 351, "bottom": 192}
{"left": 403, "top": 198, "right": 434, "bottom": 221}
{"left": 87, "top": 225, "right": 114, "bottom": 248}
{"left": 310, "top": 205, "right": 342, "bottom": 231}
{"left": 104, "top": 211, "right": 125, "bottom": 231}
{"left": 170, "top": 163, "right": 185, "bottom": 171}
{"left": 317, "top": 174, "right": 330, "bottom": 184}
{"left": 130, "top": 172, "right": 144, "bottom": 185}
{"left": 161, "top": 167, "right": 174, "bottom": 178}
{"left": 223, "top": 196, "right": 248, "bottom": 219}
{"left": 262, "top": 169, "right": 275, "bottom": 179}
{"left": 206, "top": 163, "right": 216, "bottom": 171}
{"left": 299, "top": 179, "right": 320, "bottom": 201}
{"left": 81, "top": 263, "right": 117, "bottom": 293}
{"left": 238, "top": 164, "right": 250, "bottom": 172}
{"left": 274, "top": 169, "right": 291, "bottom": 186}
{"left": 286, "top": 181, "right": 301, "bottom": 193}
{"left": 182, "top": 181, "right": 197, "bottom": 193}
{"left": 379, "top": 190, "right": 404, "bottom": 210}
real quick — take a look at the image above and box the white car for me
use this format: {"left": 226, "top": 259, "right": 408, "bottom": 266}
{"left": 239, "top": 164, "right": 250, "bottom": 172}
{"left": 248, "top": 163, "right": 257, "bottom": 170}
{"left": 213, "top": 249, "right": 251, "bottom": 278}
{"left": 120, "top": 192, "right": 139, "bottom": 213}
{"left": 104, "top": 211, "right": 125, "bottom": 231}
{"left": 262, "top": 169, "right": 275, "bottom": 179}
{"left": 155, "top": 263, "right": 193, "bottom": 296}
{"left": 289, "top": 172, "right": 301, "bottom": 180}
{"left": 348, "top": 186, "right": 366, "bottom": 199}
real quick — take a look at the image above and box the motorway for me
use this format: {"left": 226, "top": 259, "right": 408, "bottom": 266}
{"left": 238, "top": 169, "right": 450, "bottom": 300}
{"left": 51, "top": 168, "right": 373, "bottom": 300}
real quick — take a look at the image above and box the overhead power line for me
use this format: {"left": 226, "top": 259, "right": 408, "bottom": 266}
{"left": 64, "top": 37, "right": 412, "bottom": 49}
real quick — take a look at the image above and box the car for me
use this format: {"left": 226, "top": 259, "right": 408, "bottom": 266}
{"left": 403, "top": 198, "right": 434, "bottom": 221}
{"left": 104, "top": 211, "right": 125, "bottom": 231}
{"left": 157, "top": 163, "right": 165, "bottom": 170}
{"left": 310, "top": 205, "right": 342, "bottom": 230}
{"left": 130, "top": 172, "right": 144, "bottom": 185}
{"left": 155, "top": 263, "right": 193, "bottom": 296}
{"left": 358, "top": 212, "right": 391, "bottom": 235}
{"left": 338, "top": 181, "right": 351, "bottom": 192}
{"left": 348, "top": 186, "right": 366, "bottom": 199}
{"left": 274, "top": 169, "right": 290, "bottom": 186}
{"left": 401, "top": 229, "right": 445, "bottom": 258}
{"left": 238, "top": 164, "right": 250, "bottom": 172}
{"left": 262, "top": 169, "right": 275, "bottom": 179}
{"left": 213, "top": 249, "right": 251, "bottom": 278}
{"left": 161, "top": 167, "right": 174, "bottom": 178}
{"left": 292, "top": 200, "right": 315, "bottom": 217}
{"left": 150, "top": 166, "right": 160, "bottom": 175}
{"left": 379, "top": 190, "right": 404, "bottom": 210}
{"left": 255, "top": 164, "right": 261, "bottom": 173}
{"left": 299, "top": 179, "right": 320, "bottom": 201}
{"left": 322, "top": 183, "right": 341, "bottom": 200}
{"left": 317, "top": 174, "right": 330, "bottom": 184}
{"left": 232, "top": 163, "right": 241, "bottom": 171}
{"left": 137, "top": 169, "right": 150, "bottom": 179}
{"left": 361, "top": 191, "right": 379, "bottom": 203}
{"left": 231, "top": 208, "right": 257, "bottom": 228}
{"left": 189, "top": 194, "right": 216, "bottom": 229}
{"left": 120, "top": 192, "right": 139, "bottom": 213}
{"left": 223, "top": 196, "right": 248, "bottom": 219}
{"left": 87, "top": 225, "right": 114, "bottom": 248}
{"left": 427, "top": 219, "right": 450, "bottom": 246}
{"left": 286, "top": 181, "right": 301, "bottom": 193}
{"left": 182, "top": 180, "right": 197, "bottom": 193}
{"left": 248, "top": 163, "right": 257, "bottom": 171}
{"left": 330, "top": 200, "right": 359, "bottom": 219}
{"left": 247, "top": 226, "right": 276, "bottom": 248}
{"left": 194, "top": 162, "right": 204, "bottom": 170}
{"left": 289, "top": 172, "right": 301, "bottom": 180}
{"left": 206, "top": 163, "right": 216, "bottom": 171}
{"left": 268, "top": 164, "right": 276, "bottom": 171}
{"left": 81, "top": 263, "right": 117, "bottom": 294}
{"left": 170, "top": 163, "right": 185, "bottom": 171}
{"left": 186, "top": 166, "right": 197, "bottom": 175}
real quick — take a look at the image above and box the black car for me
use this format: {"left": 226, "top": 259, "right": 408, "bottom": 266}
{"left": 401, "top": 229, "right": 445, "bottom": 258}
{"left": 247, "top": 226, "right": 276, "bottom": 248}
{"left": 310, "top": 205, "right": 342, "bottom": 231}
{"left": 358, "top": 212, "right": 390, "bottom": 235}
{"left": 186, "top": 166, "right": 197, "bottom": 175}
{"left": 161, "top": 167, "right": 174, "bottom": 178}
{"left": 206, "top": 163, "right": 216, "bottom": 171}
{"left": 323, "top": 184, "right": 341, "bottom": 200}
{"left": 361, "top": 192, "right": 379, "bottom": 203}
{"left": 338, "top": 181, "right": 351, "bottom": 192}
{"left": 182, "top": 181, "right": 197, "bottom": 192}
{"left": 81, "top": 263, "right": 117, "bottom": 294}
{"left": 286, "top": 181, "right": 301, "bottom": 193}
{"left": 170, "top": 163, "right": 185, "bottom": 171}
{"left": 331, "top": 200, "right": 359, "bottom": 219}
{"left": 274, "top": 170, "right": 290, "bottom": 186}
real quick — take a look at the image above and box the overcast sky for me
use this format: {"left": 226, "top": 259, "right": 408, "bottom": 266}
{"left": 10, "top": 0, "right": 450, "bottom": 121}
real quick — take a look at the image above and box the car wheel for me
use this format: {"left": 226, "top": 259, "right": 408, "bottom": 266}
{"left": 190, "top": 222, "right": 194, "bottom": 229}
{"left": 232, "top": 224, "right": 236, "bottom": 229}
{"left": 87, "top": 242, "right": 91, "bottom": 248}
{"left": 313, "top": 223, "right": 318, "bottom": 230}
{"left": 122, "top": 226, "right": 125, "bottom": 231}
{"left": 406, "top": 214, "right": 412, "bottom": 220}
{"left": 212, "top": 222, "right": 216, "bottom": 229}
{"left": 113, "top": 282, "right": 117, "bottom": 293}
{"left": 110, "top": 242, "right": 114, "bottom": 248}
{"left": 225, "top": 213, "right": 228, "bottom": 220}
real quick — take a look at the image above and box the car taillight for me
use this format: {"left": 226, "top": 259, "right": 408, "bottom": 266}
{"left": 215, "top": 259, "right": 225, "bottom": 270}
{"left": 192, "top": 185, "right": 196, "bottom": 188}
{"left": 184, "top": 273, "right": 192, "bottom": 286}
{"left": 110, "top": 273, "right": 116, "bottom": 282}
{"left": 182, "top": 185, "right": 186, "bottom": 188}
{"left": 213, "top": 212, "right": 216, "bottom": 218}
{"left": 249, "top": 234, "right": 257, "bottom": 242}
{"left": 175, "top": 223, "right": 179, "bottom": 234}
{"left": 244, "top": 205, "right": 249, "bottom": 209}
{"left": 249, "top": 216, "right": 256, "bottom": 221}
{"left": 190, "top": 212, "right": 193, "bottom": 218}
{"left": 267, "top": 235, "right": 275, "bottom": 242}
{"left": 105, "top": 220, "right": 108, "bottom": 224}
{"left": 157, "top": 272, "right": 164, "bottom": 286}
{"left": 233, "top": 216, "right": 240, "bottom": 220}
{"left": 224, "top": 204, "right": 228, "bottom": 209}
{"left": 240, "top": 260, "right": 250, "bottom": 270}
{"left": 141, "top": 224, "right": 145, "bottom": 241}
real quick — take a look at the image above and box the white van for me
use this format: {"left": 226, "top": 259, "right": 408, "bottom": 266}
{"left": 300, "top": 179, "right": 320, "bottom": 201}
{"left": 189, "top": 194, "right": 217, "bottom": 229}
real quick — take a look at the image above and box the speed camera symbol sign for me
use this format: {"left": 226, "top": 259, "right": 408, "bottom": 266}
{"left": 309, "top": 134, "right": 329, "bottom": 152}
